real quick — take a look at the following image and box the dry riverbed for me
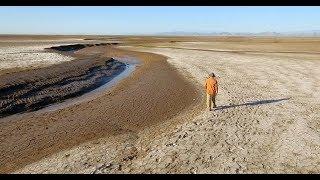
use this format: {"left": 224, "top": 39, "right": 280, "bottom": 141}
{"left": 117, "top": 45, "right": 320, "bottom": 174}
{"left": 0, "top": 43, "right": 199, "bottom": 173}
{"left": 16, "top": 41, "right": 320, "bottom": 174}
{"left": 2, "top": 36, "right": 320, "bottom": 174}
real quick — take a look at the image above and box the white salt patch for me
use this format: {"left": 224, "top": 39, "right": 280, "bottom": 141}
{"left": 0, "top": 44, "right": 75, "bottom": 70}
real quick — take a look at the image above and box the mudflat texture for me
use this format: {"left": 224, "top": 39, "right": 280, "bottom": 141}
{"left": 3, "top": 36, "right": 319, "bottom": 174}
{"left": 0, "top": 45, "right": 198, "bottom": 173}
{"left": 113, "top": 45, "right": 320, "bottom": 173}
{"left": 0, "top": 43, "right": 124, "bottom": 118}
{"left": 0, "top": 57, "right": 126, "bottom": 118}
{"left": 0, "top": 37, "right": 112, "bottom": 75}
{"left": 0, "top": 44, "right": 75, "bottom": 71}
{"left": 17, "top": 39, "right": 320, "bottom": 174}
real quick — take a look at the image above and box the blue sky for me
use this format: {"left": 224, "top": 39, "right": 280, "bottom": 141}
{"left": 1, "top": 6, "right": 320, "bottom": 35}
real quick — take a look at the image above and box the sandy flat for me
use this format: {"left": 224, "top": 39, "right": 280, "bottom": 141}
{"left": 122, "top": 44, "right": 320, "bottom": 173}
{"left": 116, "top": 45, "right": 320, "bottom": 173}
{"left": 0, "top": 44, "right": 199, "bottom": 173}
{"left": 2, "top": 36, "right": 319, "bottom": 174}
{"left": 15, "top": 39, "right": 320, "bottom": 174}
{"left": 0, "top": 36, "right": 110, "bottom": 74}
{"left": 0, "top": 45, "right": 75, "bottom": 71}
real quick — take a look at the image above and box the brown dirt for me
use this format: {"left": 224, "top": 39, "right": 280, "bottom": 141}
{"left": 0, "top": 45, "right": 199, "bottom": 173}
{"left": 0, "top": 57, "right": 126, "bottom": 118}
{"left": 4, "top": 35, "right": 320, "bottom": 174}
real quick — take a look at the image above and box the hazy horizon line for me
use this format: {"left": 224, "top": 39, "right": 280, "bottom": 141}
{"left": 1, "top": 29, "right": 320, "bottom": 36}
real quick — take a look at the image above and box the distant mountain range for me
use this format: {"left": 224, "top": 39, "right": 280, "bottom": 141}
{"left": 155, "top": 30, "right": 320, "bottom": 37}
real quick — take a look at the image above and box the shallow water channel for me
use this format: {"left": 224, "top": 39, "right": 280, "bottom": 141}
{"left": 0, "top": 56, "right": 138, "bottom": 118}
{"left": 43, "top": 57, "right": 137, "bottom": 113}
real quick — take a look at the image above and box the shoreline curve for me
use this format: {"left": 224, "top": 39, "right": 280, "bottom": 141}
{"left": 0, "top": 45, "right": 202, "bottom": 173}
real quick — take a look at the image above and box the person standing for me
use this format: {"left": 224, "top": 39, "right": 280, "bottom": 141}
{"left": 204, "top": 73, "right": 218, "bottom": 111}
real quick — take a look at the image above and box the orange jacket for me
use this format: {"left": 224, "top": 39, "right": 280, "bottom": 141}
{"left": 205, "top": 77, "right": 218, "bottom": 95}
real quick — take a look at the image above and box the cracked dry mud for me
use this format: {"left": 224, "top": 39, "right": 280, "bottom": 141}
{"left": 16, "top": 45, "right": 320, "bottom": 174}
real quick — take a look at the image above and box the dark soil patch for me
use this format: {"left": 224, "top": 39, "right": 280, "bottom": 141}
{"left": 0, "top": 57, "right": 126, "bottom": 118}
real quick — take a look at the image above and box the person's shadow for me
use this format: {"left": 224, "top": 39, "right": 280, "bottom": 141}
{"left": 215, "top": 97, "right": 291, "bottom": 111}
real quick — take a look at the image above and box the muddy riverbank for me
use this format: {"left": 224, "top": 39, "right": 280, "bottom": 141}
{"left": 0, "top": 45, "right": 199, "bottom": 173}
{"left": 0, "top": 57, "right": 126, "bottom": 118}
{"left": 0, "top": 43, "right": 128, "bottom": 118}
